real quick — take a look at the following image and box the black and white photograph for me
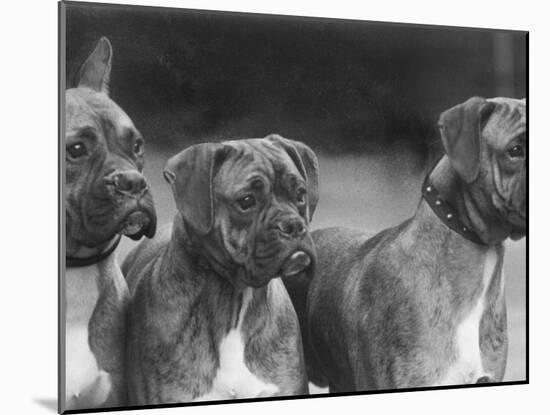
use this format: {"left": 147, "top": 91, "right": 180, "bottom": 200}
{"left": 59, "top": 1, "right": 526, "bottom": 413}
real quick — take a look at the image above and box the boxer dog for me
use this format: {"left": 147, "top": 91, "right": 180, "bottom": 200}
{"left": 123, "top": 135, "right": 318, "bottom": 404}
{"left": 288, "top": 97, "right": 525, "bottom": 391}
{"left": 63, "top": 37, "right": 156, "bottom": 411}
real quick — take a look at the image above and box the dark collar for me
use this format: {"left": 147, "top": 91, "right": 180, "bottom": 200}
{"left": 66, "top": 235, "right": 122, "bottom": 268}
{"left": 422, "top": 164, "right": 484, "bottom": 246}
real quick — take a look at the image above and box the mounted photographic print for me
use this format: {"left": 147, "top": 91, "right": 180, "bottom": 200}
{"left": 59, "top": 1, "right": 527, "bottom": 413}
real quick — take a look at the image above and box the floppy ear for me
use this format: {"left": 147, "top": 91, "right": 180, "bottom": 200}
{"left": 438, "top": 96, "right": 496, "bottom": 183}
{"left": 266, "top": 134, "right": 320, "bottom": 221}
{"left": 163, "top": 143, "right": 230, "bottom": 235}
{"left": 77, "top": 37, "right": 113, "bottom": 94}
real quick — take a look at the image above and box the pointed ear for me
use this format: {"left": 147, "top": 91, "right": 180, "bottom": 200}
{"left": 438, "top": 97, "right": 496, "bottom": 183}
{"left": 266, "top": 134, "right": 319, "bottom": 221}
{"left": 77, "top": 37, "right": 113, "bottom": 94}
{"left": 163, "top": 143, "right": 230, "bottom": 235}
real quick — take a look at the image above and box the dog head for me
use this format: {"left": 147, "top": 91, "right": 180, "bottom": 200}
{"left": 438, "top": 96, "right": 526, "bottom": 241}
{"left": 65, "top": 37, "right": 156, "bottom": 254}
{"left": 164, "top": 134, "right": 319, "bottom": 288}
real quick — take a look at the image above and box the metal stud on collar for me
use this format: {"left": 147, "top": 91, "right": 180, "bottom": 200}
{"left": 421, "top": 172, "right": 484, "bottom": 246}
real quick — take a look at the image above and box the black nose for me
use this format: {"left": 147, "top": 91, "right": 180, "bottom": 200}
{"left": 277, "top": 217, "right": 306, "bottom": 238}
{"left": 104, "top": 170, "right": 148, "bottom": 196}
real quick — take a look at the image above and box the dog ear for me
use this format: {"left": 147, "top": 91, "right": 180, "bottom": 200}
{"left": 77, "top": 37, "right": 113, "bottom": 94}
{"left": 163, "top": 143, "right": 230, "bottom": 235}
{"left": 266, "top": 134, "right": 320, "bottom": 221}
{"left": 438, "top": 97, "right": 496, "bottom": 183}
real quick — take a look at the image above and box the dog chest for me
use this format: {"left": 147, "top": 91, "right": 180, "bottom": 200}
{"left": 194, "top": 288, "right": 279, "bottom": 401}
{"left": 65, "top": 266, "right": 112, "bottom": 409}
{"left": 438, "top": 248, "right": 498, "bottom": 385}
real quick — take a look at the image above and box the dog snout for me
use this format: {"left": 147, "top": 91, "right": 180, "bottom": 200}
{"left": 104, "top": 170, "right": 148, "bottom": 197}
{"left": 276, "top": 216, "right": 307, "bottom": 238}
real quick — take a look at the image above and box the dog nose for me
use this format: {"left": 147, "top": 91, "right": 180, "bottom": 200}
{"left": 105, "top": 170, "right": 148, "bottom": 196}
{"left": 277, "top": 217, "right": 306, "bottom": 238}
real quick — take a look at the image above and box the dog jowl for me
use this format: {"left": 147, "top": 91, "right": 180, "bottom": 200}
{"left": 65, "top": 38, "right": 156, "bottom": 255}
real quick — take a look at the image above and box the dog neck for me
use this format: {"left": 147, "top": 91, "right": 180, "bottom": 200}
{"left": 66, "top": 235, "right": 121, "bottom": 268}
{"left": 169, "top": 214, "right": 251, "bottom": 288}
{"left": 428, "top": 157, "right": 512, "bottom": 245}
{"left": 409, "top": 198, "right": 505, "bottom": 312}
{"left": 163, "top": 214, "right": 268, "bottom": 333}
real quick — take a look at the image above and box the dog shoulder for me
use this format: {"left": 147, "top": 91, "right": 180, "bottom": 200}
{"left": 122, "top": 224, "right": 172, "bottom": 293}
{"left": 311, "top": 223, "right": 415, "bottom": 323}
{"left": 311, "top": 227, "right": 376, "bottom": 280}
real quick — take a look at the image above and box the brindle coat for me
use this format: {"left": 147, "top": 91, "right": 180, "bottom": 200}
{"left": 123, "top": 135, "right": 319, "bottom": 404}
{"left": 285, "top": 97, "right": 526, "bottom": 391}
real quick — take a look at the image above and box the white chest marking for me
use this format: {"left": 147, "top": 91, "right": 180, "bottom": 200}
{"left": 195, "top": 289, "right": 279, "bottom": 401}
{"left": 65, "top": 266, "right": 111, "bottom": 409}
{"left": 438, "top": 248, "right": 498, "bottom": 385}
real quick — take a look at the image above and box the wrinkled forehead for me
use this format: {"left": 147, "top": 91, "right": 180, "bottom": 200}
{"left": 484, "top": 97, "right": 526, "bottom": 145}
{"left": 65, "top": 88, "right": 136, "bottom": 138}
{"left": 214, "top": 139, "right": 302, "bottom": 193}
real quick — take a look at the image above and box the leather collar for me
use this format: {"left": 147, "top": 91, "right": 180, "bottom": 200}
{"left": 422, "top": 161, "right": 484, "bottom": 246}
{"left": 66, "top": 235, "right": 121, "bottom": 268}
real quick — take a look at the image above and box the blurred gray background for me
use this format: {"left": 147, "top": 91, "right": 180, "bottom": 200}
{"left": 66, "top": 3, "right": 526, "bottom": 381}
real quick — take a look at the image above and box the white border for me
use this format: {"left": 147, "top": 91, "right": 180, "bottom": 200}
{"left": 1, "top": 0, "right": 545, "bottom": 414}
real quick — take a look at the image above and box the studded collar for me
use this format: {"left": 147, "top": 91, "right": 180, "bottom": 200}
{"left": 422, "top": 163, "right": 485, "bottom": 246}
{"left": 66, "top": 234, "right": 122, "bottom": 268}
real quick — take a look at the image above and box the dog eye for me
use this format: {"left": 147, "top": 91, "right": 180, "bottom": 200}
{"left": 507, "top": 145, "right": 525, "bottom": 159}
{"left": 237, "top": 195, "right": 256, "bottom": 211}
{"left": 296, "top": 188, "right": 307, "bottom": 204}
{"left": 133, "top": 139, "right": 143, "bottom": 155}
{"left": 67, "top": 142, "right": 88, "bottom": 159}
